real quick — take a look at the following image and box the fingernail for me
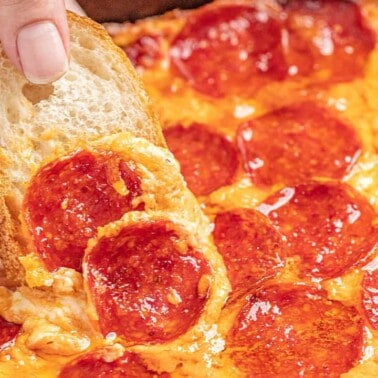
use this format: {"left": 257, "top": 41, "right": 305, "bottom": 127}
{"left": 17, "top": 21, "right": 68, "bottom": 84}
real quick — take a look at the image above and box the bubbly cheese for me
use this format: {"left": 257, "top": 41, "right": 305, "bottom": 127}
{"left": 1, "top": 1, "right": 378, "bottom": 376}
{"left": 105, "top": 2, "right": 378, "bottom": 376}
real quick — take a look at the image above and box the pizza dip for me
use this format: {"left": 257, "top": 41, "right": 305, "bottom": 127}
{"left": 1, "top": 0, "right": 378, "bottom": 377}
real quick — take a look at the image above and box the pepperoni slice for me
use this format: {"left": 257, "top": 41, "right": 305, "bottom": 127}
{"left": 0, "top": 316, "right": 20, "bottom": 350}
{"left": 213, "top": 208, "right": 284, "bottom": 298}
{"left": 85, "top": 221, "right": 211, "bottom": 343}
{"left": 362, "top": 268, "right": 378, "bottom": 330}
{"left": 124, "top": 34, "right": 162, "bottom": 69}
{"left": 170, "top": 4, "right": 286, "bottom": 97}
{"left": 59, "top": 350, "right": 170, "bottom": 378}
{"left": 23, "top": 150, "right": 143, "bottom": 272}
{"left": 236, "top": 102, "right": 361, "bottom": 188}
{"left": 283, "top": 0, "right": 375, "bottom": 81}
{"left": 164, "top": 123, "right": 238, "bottom": 196}
{"left": 258, "top": 181, "right": 378, "bottom": 279}
{"left": 226, "top": 284, "right": 364, "bottom": 377}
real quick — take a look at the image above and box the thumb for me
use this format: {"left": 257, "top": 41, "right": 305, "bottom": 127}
{"left": 0, "top": 0, "right": 69, "bottom": 84}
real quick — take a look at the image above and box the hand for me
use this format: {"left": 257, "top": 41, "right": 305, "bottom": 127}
{"left": 0, "top": 0, "right": 85, "bottom": 84}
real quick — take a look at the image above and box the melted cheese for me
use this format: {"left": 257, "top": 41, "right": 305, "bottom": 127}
{"left": 0, "top": 269, "right": 90, "bottom": 377}
{"left": 1, "top": 1, "right": 378, "bottom": 376}
{"left": 0, "top": 133, "right": 231, "bottom": 377}
{"left": 107, "top": 2, "right": 378, "bottom": 376}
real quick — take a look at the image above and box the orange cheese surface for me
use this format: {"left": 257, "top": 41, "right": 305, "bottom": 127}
{"left": 1, "top": 0, "right": 378, "bottom": 377}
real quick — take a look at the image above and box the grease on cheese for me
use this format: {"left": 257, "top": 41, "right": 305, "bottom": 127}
{"left": 1, "top": 4, "right": 378, "bottom": 378}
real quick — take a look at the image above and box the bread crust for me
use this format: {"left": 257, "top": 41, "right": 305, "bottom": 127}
{"left": 0, "top": 177, "right": 25, "bottom": 286}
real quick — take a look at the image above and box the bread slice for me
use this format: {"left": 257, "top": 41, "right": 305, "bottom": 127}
{"left": 0, "top": 12, "right": 165, "bottom": 284}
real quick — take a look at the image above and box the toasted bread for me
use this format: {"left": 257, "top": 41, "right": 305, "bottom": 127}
{"left": 0, "top": 12, "right": 165, "bottom": 284}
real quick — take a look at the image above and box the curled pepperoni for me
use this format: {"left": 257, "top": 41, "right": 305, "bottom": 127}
{"left": 0, "top": 316, "right": 20, "bottom": 350}
{"left": 213, "top": 208, "right": 284, "bottom": 298}
{"left": 362, "top": 267, "right": 378, "bottom": 330}
{"left": 59, "top": 350, "right": 170, "bottom": 378}
{"left": 236, "top": 102, "right": 361, "bottom": 188}
{"left": 164, "top": 123, "right": 238, "bottom": 196}
{"left": 283, "top": 0, "right": 375, "bottom": 81}
{"left": 258, "top": 181, "right": 378, "bottom": 279}
{"left": 170, "top": 3, "right": 286, "bottom": 97}
{"left": 85, "top": 221, "right": 211, "bottom": 343}
{"left": 226, "top": 284, "right": 364, "bottom": 377}
{"left": 23, "top": 150, "right": 143, "bottom": 272}
{"left": 124, "top": 34, "right": 162, "bottom": 69}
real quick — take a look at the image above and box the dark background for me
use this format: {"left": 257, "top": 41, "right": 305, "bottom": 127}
{"left": 77, "top": 0, "right": 211, "bottom": 22}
